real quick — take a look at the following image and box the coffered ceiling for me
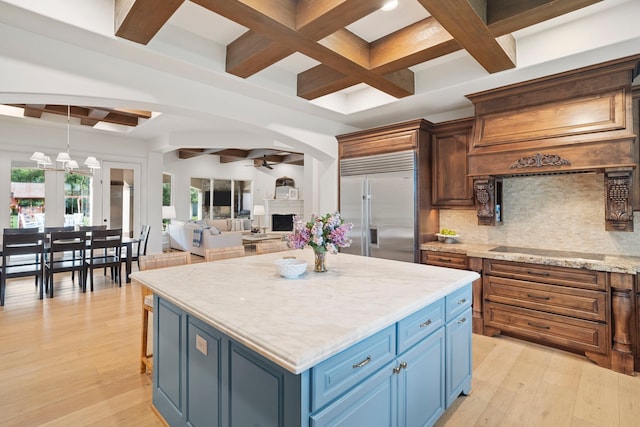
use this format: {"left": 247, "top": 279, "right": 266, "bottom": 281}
{"left": 114, "top": 0, "right": 597, "bottom": 103}
{"left": 0, "top": 0, "right": 638, "bottom": 160}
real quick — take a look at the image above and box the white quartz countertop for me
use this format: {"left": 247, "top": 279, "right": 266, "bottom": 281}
{"left": 420, "top": 242, "right": 640, "bottom": 274}
{"left": 131, "top": 249, "right": 479, "bottom": 374}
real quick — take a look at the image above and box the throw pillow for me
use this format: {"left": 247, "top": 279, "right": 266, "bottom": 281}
{"left": 208, "top": 226, "right": 221, "bottom": 235}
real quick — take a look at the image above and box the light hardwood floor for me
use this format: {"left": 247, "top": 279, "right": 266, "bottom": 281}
{"left": 1, "top": 265, "right": 639, "bottom": 426}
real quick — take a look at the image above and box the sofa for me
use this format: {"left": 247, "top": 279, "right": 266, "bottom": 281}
{"left": 167, "top": 219, "right": 249, "bottom": 257}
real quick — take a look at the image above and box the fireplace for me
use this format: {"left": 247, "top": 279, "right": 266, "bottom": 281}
{"left": 272, "top": 214, "right": 294, "bottom": 232}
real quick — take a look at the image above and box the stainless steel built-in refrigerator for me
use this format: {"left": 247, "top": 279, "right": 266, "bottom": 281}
{"left": 339, "top": 151, "right": 417, "bottom": 263}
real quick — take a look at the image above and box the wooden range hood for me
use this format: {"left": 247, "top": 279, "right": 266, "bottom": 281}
{"left": 465, "top": 55, "right": 640, "bottom": 231}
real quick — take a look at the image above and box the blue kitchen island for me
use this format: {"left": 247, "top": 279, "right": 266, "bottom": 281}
{"left": 131, "top": 249, "right": 479, "bottom": 427}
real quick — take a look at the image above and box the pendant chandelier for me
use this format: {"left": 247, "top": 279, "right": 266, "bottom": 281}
{"left": 30, "top": 105, "right": 100, "bottom": 174}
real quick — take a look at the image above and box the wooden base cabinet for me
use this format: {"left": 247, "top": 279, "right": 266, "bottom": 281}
{"left": 482, "top": 259, "right": 611, "bottom": 368}
{"left": 153, "top": 284, "right": 472, "bottom": 427}
{"left": 422, "top": 250, "right": 484, "bottom": 335}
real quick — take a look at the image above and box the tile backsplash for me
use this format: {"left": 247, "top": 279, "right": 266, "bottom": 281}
{"left": 439, "top": 173, "right": 640, "bottom": 256}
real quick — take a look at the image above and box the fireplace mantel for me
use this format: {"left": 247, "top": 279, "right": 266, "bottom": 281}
{"left": 264, "top": 199, "right": 304, "bottom": 231}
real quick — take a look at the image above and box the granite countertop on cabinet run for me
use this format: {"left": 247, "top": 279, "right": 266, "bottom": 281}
{"left": 131, "top": 249, "right": 479, "bottom": 374}
{"left": 420, "top": 242, "right": 640, "bottom": 274}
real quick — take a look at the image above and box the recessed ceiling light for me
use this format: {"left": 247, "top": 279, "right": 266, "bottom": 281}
{"left": 381, "top": 0, "right": 398, "bottom": 11}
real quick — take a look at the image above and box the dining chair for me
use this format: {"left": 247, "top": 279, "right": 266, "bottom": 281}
{"left": 204, "top": 245, "right": 245, "bottom": 262}
{"left": 138, "top": 251, "right": 191, "bottom": 374}
{"left": 85, "top": 228, "right": 122, "bottom": 291}
{"left": 44, "top": 230, "right": 88, "bottom": 297}
{"left": 1, "top": 230, "right": 45, "bottom": 306}
{"left": 255, "top": 239, "right": 292, "bottom": 255}
{"left": 44, "top": 226, "right": 77, "bottom": 278}
{"left": 122, "top": 225, "right": 150, "bottom": 271}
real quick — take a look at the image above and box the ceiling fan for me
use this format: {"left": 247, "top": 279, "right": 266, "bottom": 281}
{"left": 251, "top": 155, "right": 275, "bottom": 169}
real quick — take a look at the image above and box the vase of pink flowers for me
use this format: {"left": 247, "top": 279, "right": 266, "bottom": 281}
{"left": 286, "top": 212, "right": 353, "bottom": 272}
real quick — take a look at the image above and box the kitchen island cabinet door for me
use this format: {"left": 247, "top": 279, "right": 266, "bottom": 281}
{"left": 446, "top": 307, "right": 472, "bottom": 408}
{"left": 312, "top": 328, "right": 446, "bottom": 427}
{"left": 153, "top": 298, "right": 186, "bottom": 426}
{"left": 186, "top": 317, "right": 223, "bottom": 427}
{"left": 397, "top": 328, "right": 446, "bottom": 427}
{"left": 310, "top": 361, "right": 397, "bottom": 427}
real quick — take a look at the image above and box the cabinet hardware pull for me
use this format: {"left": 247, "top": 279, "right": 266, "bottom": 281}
{"left": 392, "top": 361, "right": 408, "bottom": 375}
{"left": 527, "top": 321, "right": 550, "bottom": 330}
{"left": 419, "top": 319, "right": 432, "bottom": 328}
{"left": 457, "top": 317, "right": 467, "bottom": 324}
{"left": 353, "top": 355, "right": 371, "bottom": 369}
{"left": 526, "top": 270, "right": 550, "bottom": 276}
{"left": 458, "top": 298, "right": 467, "bottom": 305}
{"left": 438, "top": 258, "right": 452, "bottom": 262}
{"left": 527, "top": 294, "right": 550, "bottom": 300}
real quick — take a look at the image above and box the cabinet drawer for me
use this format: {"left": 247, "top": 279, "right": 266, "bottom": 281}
{"left": 484, "top": 259, "right": 606, "bottom": 291}
{"left": 446, "top": 284, "right": 472, "bottom": 321}
{"left": 484, "top": 276, "right": 607, "bottom": 322}
{"left": 484, "top": 302, "right": 608, "bottom": 354}
{"left": 397, "top": 298, "right": 445, "bottom": 354}
{"left": 311, "top": 325, "right": 396, "bottom": 411}
{"left": 423, "top": 251, "right": 468, "bottom": 269}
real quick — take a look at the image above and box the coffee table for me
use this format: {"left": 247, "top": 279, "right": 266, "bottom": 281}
{"left": 242, "top": 234, "right": 283, "bottom": 252}
{"left": 242, "top": 234, "right": 282, "bottom": 244}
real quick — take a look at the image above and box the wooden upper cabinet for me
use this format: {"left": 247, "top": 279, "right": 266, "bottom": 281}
{"left": 633, "top": 87, "right": 640, "bottom": 211}
{"left": 431, "top": 118, "right": 474, "bottom": 208}
{"left": 336, "top": 119, "right": 430, "bottom": 159}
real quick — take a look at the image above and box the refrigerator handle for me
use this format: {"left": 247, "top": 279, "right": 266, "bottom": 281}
{"left": 369, "top": 225, "right": 379, "bottom": 248}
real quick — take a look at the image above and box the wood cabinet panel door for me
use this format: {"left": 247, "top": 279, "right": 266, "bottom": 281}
{"left": 432, "top": 119, "right": 474, "bottom": 208}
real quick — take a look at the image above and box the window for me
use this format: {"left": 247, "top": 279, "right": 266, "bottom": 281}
{"left": 191, "top": 177, "right": 252, "bottom": 220}
{"left": 64, "top": 173, "right": 92, "bottom": 227}
{"left": 162, "top": 173, "right": 172, "bottom": 206}
{"left": 10, "top": 167, "right": 45, "bottom": 229}
{"left": 234, "top": 180, "right": 251, "bottom": 218}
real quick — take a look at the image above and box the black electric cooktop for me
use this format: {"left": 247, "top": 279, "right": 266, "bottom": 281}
{"left": 489, "top": 246, "right": 606, "bottom": 261}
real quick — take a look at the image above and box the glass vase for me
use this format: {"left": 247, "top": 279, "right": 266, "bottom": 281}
{"left": 313, "top": 249, "right": 327, "bottom": 272}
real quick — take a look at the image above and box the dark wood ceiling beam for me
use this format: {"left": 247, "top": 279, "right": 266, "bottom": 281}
{"left": 227, "top": 33, "right": 295, "bottom": 78}
{"left": 487, "top": 0, "right": 602, "bottom": 36}
{"left": 115, "top": 0, "right": 185, "bottom": 44}
{"left": 282, "top": 153, "right": 304, "bottom": 165}
{"left": 417, "top": 0, "right": 516, "bottom": 73}
{"left": 298, "top": 1, "right": 595, "bottom": 99}
{"left": 194, "top": 0, "right": 413, "bottom": 98}
{"left": 101, "top": 112, "right": 140, "bottom": 127}
{"left": 178, "top": 149, "right": 207, "bottom": 159}
{"left": 318, "top": 29, "right": 370, "bottom": 68}
{"left": 370, "top": 17, "right": 460, "bottom": 72}
{"left": 297, "top": 66, "right": 352, "bottom": 100}
{"left": 22, "top": 104, "right": 45, "bottom": 118}
{"left": 226, "top": 0, "right": 386, "bottom": 78}
{"left": 298, "top": 17, "right": 456, "bottom": 99}
{"left": 81, "top": 108, "right": 110, "bottom": 127}
{"left": 114, "top": 108, "right": 153, "bottom": 119}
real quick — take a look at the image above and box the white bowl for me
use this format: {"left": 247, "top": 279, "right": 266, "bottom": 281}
{"left": 436, "top": 233, "right": 460, "bottom": 244}
{"left": 275, "top": 258, "right": 307, "bottom": 279}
